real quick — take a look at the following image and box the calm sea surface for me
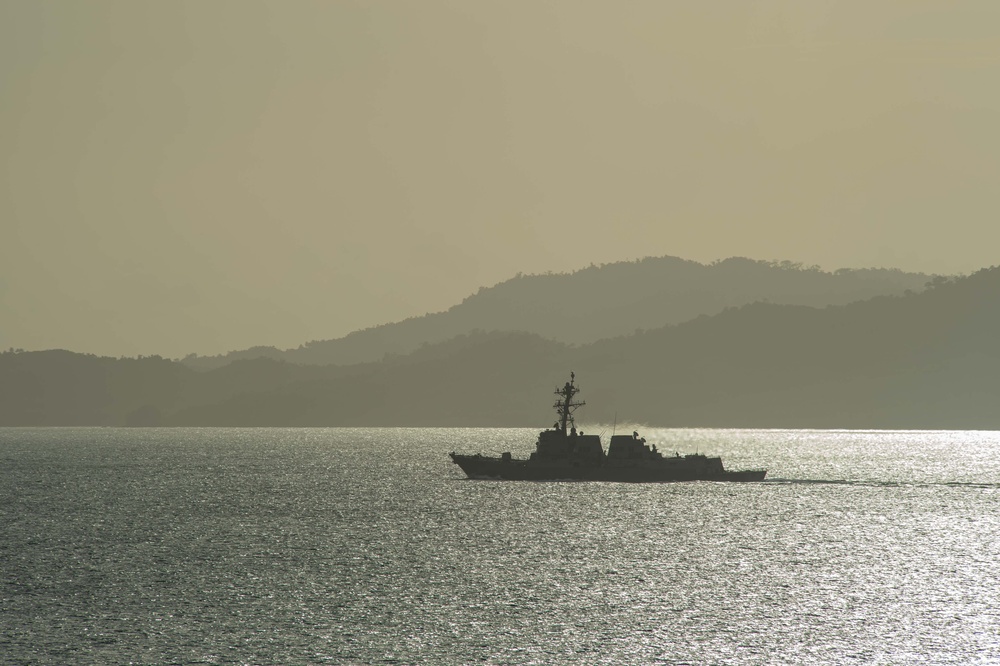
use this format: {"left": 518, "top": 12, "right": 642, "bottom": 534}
{"left": 2, "top": 427, "right": 1000, "bottom": 665}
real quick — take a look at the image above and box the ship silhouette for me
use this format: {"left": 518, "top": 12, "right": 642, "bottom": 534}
{"left": 450, "top": 373, "right": 767, "bottom": 482}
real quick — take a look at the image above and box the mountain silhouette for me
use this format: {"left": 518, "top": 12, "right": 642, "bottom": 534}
{"left": 179, "top": 256, "right": 932, "bottom": 370}
{"left": 4, "top": 264, "right": 998, "bottom": 429}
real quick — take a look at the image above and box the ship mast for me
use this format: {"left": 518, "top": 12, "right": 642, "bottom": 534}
{"left": 554, "top": 371, "right": 585, "bottom": 434}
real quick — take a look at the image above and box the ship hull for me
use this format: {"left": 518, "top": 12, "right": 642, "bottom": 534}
{"left": 450, "top": 453, "right": 766, "bottom": 483}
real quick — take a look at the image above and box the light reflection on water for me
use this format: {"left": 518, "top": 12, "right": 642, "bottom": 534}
{"left": 2, "top": 427, "right": 1000, "bottom": 664}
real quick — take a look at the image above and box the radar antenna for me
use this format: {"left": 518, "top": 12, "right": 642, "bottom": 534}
{"left": 553, "top": 372, "right": 585, "bottom": 434}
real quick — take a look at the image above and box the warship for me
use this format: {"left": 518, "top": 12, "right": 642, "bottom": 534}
{"left": 449, "top": 373, "right": 766, "bottom": 482}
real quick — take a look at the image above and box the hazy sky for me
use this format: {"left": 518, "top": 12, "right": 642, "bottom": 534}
{"left": 3, "top": 1, "right": 1000, "bottom": 358}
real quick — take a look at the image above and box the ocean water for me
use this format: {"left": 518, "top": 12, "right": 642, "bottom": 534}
{"left": 2, "top": 427, "right": 1000, "bottom": 665}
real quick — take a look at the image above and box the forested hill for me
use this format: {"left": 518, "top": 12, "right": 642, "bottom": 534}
{"left": 570, "top": 266, "right": 1000, "bottom": 428}
{"left": 180, "top": 256, "right": 932, "bottom": 370}
{"left": 4, "top": 267, "right": 998, "bottom": 429}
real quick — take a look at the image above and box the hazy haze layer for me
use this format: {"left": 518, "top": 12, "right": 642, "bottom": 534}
{"left": 3, "top": 1, "right": 999, "bottom": 357}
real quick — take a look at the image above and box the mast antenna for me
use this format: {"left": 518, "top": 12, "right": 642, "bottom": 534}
{"left": 553, "top": 372, "right": 585, "bottom": 434}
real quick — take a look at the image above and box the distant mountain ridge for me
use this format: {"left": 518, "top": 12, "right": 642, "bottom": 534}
{"left": 179, "top": 256, "right": 933, "bottom": 370}
{"left": 5, "top": 265, "right": 998, "bottom": 429}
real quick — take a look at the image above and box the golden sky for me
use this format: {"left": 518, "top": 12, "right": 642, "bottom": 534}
{"left": 3, "top": 1, "right": 999, "bottom": 357}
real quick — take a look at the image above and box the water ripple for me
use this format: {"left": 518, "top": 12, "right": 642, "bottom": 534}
{"left": 2, "top": 427, "right": 1000, "bottom": 664}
